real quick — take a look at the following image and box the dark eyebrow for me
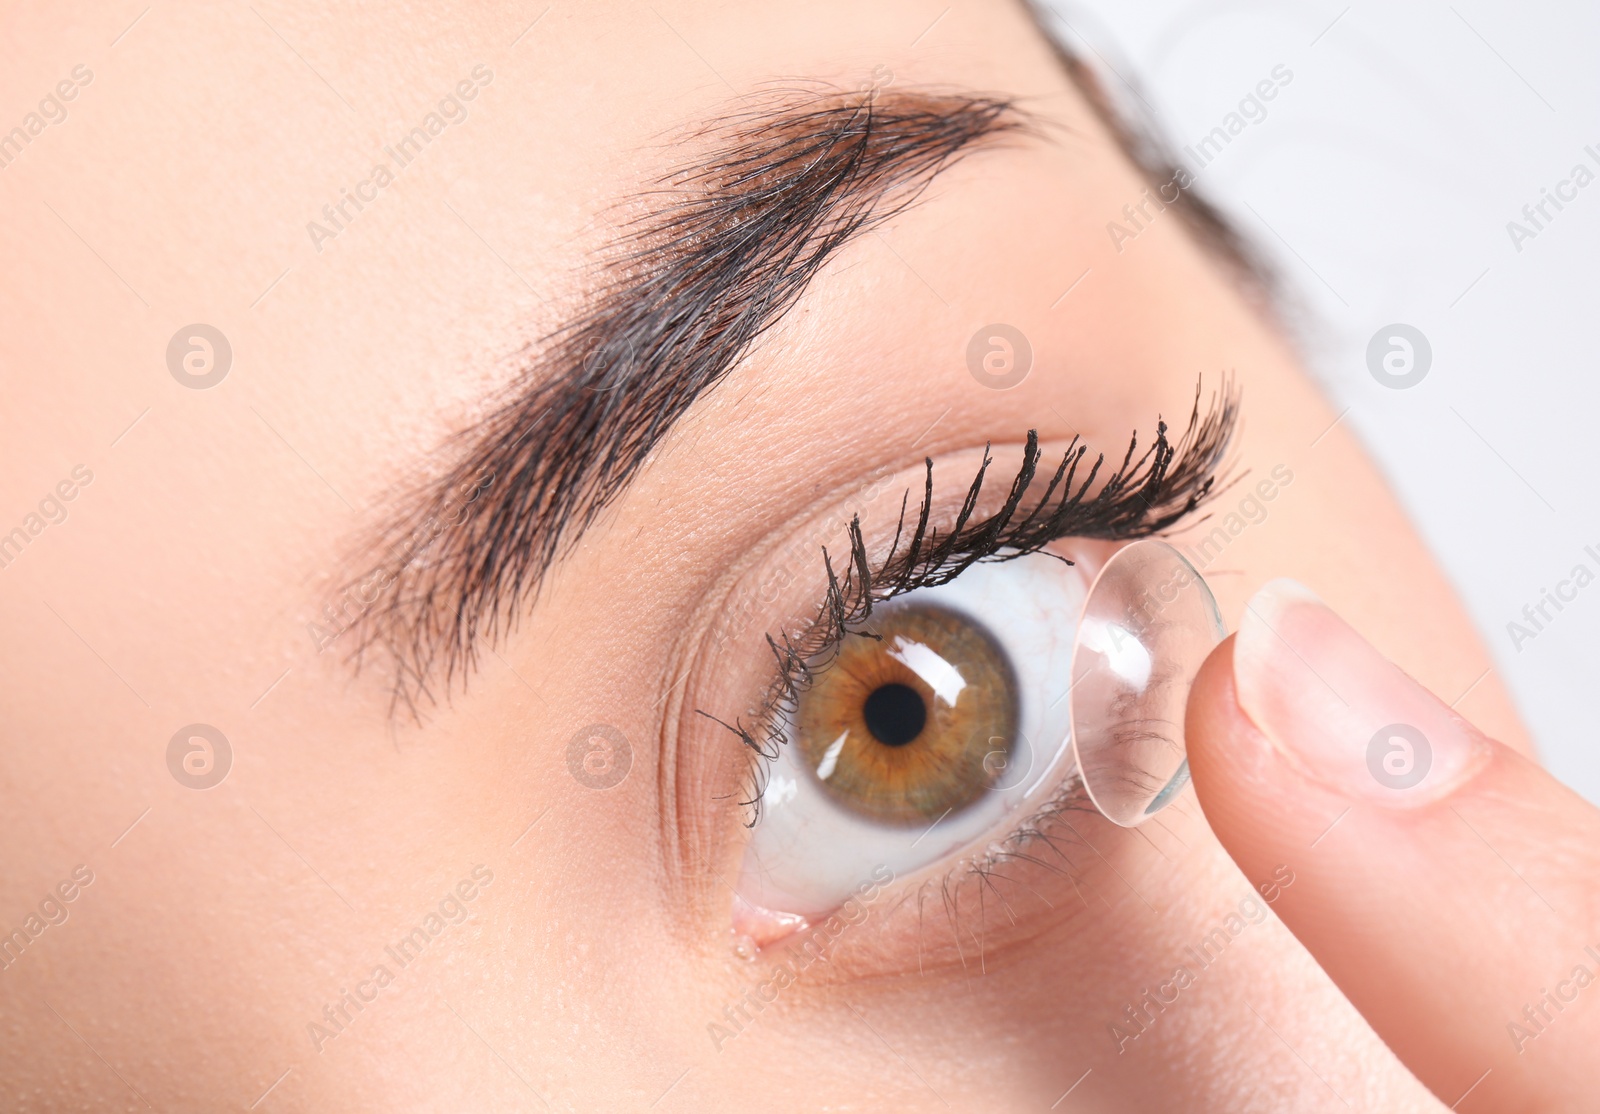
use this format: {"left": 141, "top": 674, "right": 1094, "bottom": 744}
{"left": 343, "top": 86, "right": 1028, "bottom": 710}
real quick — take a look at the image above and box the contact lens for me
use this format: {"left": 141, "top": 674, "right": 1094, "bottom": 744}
{"left": 1068, "top": 540, "right": 1225, "bottom": 827}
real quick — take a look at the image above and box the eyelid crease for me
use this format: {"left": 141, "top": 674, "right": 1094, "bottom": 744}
{"left": 702, "top": 375, "right": 1240, "bottom": 823}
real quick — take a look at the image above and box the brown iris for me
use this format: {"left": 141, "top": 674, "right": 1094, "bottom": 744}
{"left": 796, "top": 602, "right": 1017, "bottom": 825}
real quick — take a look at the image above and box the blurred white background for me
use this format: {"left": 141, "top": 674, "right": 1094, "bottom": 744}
{"left": 1039, "top": 0, "right": 1600, "bottom": 802}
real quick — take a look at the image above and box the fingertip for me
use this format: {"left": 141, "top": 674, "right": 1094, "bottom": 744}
{"left": 1185, "top": 635, "right": 1270, "bottom": 819}
{"left": 1184, "top": 632, "right": 1348, "bottom": 866}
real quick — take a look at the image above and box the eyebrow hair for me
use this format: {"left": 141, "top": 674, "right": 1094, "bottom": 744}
{"left": 345, "top": 86, "right": 1028, "bottom": 711}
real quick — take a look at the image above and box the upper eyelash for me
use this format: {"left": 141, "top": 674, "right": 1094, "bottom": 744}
{"left": 699, "top": 375, "right": 1239, "bottom": 822}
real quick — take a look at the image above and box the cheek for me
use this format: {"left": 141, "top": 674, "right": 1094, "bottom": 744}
{"left": 754, "top": 827, "right": 1399, "bottom": 1109}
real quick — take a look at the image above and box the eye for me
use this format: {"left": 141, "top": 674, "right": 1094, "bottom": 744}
{"left": 796, "top": 602, "right": 1017, "bottom": 825}
{"left": 735, "top": 551, "right": 1089, "bottom": 923}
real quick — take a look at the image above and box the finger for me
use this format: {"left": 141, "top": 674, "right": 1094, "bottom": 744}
{"left": 1186, "top": 580, "right": 1600, "bottom": 1112}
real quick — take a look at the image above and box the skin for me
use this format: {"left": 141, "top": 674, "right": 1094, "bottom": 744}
{"left": 0, "top": 1, "right": 1562, "bottom": 1110}
{"left": 1189, "top": 614, "right": 1600, "bottom": 1112}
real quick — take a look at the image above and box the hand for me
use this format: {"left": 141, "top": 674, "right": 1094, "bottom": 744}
{"left": 1187, "top": 580, "right": 1600, "bottom": 1112}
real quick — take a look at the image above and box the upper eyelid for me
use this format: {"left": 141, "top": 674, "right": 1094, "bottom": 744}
{"left": 711, "top": 383, "right": 1240, "bottom": 818}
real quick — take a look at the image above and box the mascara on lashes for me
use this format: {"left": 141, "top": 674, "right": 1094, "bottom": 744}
{"left": 701, "top": 376, "right": 1240, "bottom": 821}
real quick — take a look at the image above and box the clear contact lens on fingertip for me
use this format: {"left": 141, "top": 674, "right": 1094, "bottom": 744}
{"left": 1069, "top": 539, "right": 1225, "bottom": 828}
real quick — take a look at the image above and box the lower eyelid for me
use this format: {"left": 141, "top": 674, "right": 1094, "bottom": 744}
{"left": 746, "top": 776, "right": 1121, "bottom": 979}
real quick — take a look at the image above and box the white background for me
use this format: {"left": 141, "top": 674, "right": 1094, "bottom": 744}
{"left": 1039, "top": 1, "right": 1600, "bottom": 802}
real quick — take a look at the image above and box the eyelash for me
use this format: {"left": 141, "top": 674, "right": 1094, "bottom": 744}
{"left": 700, "top": 376, "right": 1239, "bottom": 824}
{"left": 910, "top": 767, "right": 1101, "bottom": 973}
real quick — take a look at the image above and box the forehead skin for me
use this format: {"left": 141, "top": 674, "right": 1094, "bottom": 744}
{"left": 0, "top": 2, "right": 1526, "bottom": 1110}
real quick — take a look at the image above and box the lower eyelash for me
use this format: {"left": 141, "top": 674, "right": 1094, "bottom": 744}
{"left": 903, "top": 768, "right": 1101, "bottom": 975}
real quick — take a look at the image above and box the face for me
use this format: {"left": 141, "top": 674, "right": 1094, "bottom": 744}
{"left": 0, "top": 3, "right": 1531, "bottom": 1109}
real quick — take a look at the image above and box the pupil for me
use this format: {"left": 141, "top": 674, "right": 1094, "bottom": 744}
{"left": 862, "top": 683, "right": 927, "bottom": 747}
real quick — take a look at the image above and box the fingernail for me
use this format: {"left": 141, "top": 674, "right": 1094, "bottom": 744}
{"left": 1234, "top": 579, "right": 1490, "bottom": 805}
